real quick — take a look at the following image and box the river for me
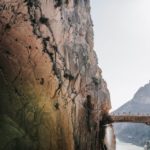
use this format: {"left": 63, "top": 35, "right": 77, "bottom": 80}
{"left": 104, "top": 124, "right": 143, "bottom": 150}
{"left": 116, "top": 139, "right": 143, "bottom": 150}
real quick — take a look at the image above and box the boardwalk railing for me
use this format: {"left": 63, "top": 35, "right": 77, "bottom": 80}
{"left": 110, "top": 114, "right": 150, "bottom": 124}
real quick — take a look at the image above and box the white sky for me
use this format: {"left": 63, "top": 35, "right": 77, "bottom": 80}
{"left": 91, "top": 0, "right": 150, "bottom": 110}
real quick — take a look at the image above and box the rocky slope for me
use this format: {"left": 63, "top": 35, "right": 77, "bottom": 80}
{"left": 0, "top": 0, "right": 113, "bottom": 150}
{"left": 114, "top": 82, "right": 150, "bottom": 146}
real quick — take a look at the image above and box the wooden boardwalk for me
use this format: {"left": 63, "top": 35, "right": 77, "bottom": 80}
{"left": 110, "top": 114, "right": 150, "bottom": 124}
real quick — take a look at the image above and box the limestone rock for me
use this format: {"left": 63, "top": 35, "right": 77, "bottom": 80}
{"left": 0, "top": 0, "right": 112, "bottom": 150}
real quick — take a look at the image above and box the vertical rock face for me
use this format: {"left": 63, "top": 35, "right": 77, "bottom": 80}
{"left": 0, "top": 0, "right": 112, "bottom": 150}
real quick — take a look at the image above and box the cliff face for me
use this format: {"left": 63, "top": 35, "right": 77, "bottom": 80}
{"left": 0, "top": 0, "right": 111, "bottom": 150}
{"left": 114, "top": 82, "right": 150, "bottom": 146}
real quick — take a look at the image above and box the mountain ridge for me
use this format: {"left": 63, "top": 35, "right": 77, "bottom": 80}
{"left": 113, "top": 82, "right": 150, "bottom": 146}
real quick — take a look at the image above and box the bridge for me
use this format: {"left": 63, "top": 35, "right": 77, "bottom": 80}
{"left": 110, "top": 114, "right": 150, "bottom": 125}
{"left": 101, "top": 113, "right": 150, "bottom": 125}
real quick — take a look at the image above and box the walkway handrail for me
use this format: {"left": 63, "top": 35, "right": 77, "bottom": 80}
{"left": 110, "top": 114, "right": 150, "bottom": 124}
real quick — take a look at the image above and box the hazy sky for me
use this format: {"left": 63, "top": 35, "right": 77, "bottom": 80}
{"left": 91, "top": 0, "right": 150, "bottom": 110}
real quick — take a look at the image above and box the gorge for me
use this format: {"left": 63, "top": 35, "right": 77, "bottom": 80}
{"left": 0, "top": 0, "right": 115, "bottom": 150}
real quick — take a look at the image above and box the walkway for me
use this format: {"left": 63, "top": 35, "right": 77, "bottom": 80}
{"left": 110, "top": 113, "right": 150, "bottom": 125}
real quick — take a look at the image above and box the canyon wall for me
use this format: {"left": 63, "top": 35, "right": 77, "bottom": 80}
{"left": 0, "top": 0, "right": 112, "bottom": 149}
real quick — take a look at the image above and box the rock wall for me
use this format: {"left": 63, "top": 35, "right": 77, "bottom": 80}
{"left": 0, "top": 0, "right": 112, "bottom": 150}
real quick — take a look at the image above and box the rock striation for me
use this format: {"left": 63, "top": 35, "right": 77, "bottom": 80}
{"left": 0, "top": 0, "right": 112, "bottom": 149}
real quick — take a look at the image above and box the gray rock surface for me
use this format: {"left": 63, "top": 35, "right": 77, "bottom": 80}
{"left": 0, "top": 0, "right": 112, "bottom": 150}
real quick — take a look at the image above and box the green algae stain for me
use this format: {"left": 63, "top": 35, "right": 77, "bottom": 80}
{"left": 0, "top": 115, "right": 32, "bottom": 150}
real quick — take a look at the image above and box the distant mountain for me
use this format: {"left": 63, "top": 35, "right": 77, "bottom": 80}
{"left": 113, "top": 82, "right": 150, "bottom": 146}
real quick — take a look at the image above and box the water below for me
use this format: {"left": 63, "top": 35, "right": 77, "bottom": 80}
{"left": 104, "top": 124, "right": 116, "bottom": 150}
{"left": 104, "top": 124, "right": 143, "bottom": 150}
{"left": 116, "top": 139, "right": 143, "bottom": 150}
